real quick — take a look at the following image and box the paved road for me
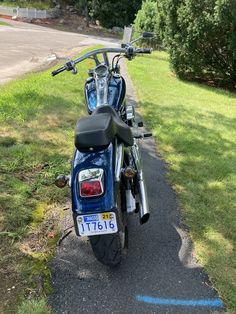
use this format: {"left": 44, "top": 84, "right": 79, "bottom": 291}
{"left": 0, "top": 18, "right": 117, "bottom": 84}
{"left": 48, "top": 71, "right": 224, "bottom": 314}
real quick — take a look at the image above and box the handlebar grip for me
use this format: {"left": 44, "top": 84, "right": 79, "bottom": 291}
{"left": 51, "top": 66, "right": 66, "bottom": 76}
{"left": 136, "top": 48, "right": 153, "bottom": 54}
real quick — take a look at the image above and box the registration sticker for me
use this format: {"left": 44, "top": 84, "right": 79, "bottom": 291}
{"left": 101, "top": 213, "right": 112, "bottom": 220}
{"left": 77, "top": 212, "right": 118, "bottom": 237}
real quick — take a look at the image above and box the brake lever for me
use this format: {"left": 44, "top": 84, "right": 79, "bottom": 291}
{"left": 65, "top": 60, "right": 78, "bottom": 74}
{"left": 72, "top": 67, "right": 78, "bottom": 75}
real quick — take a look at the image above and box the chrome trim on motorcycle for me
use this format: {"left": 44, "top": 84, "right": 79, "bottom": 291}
{"left": 131, "top": 141, "right": 150, "bottom": 224}
{"left": 137, "top": 170, "right": 150, "bottom": 224}
{"left": 126, "top": 105, "right": 134, "bottom": 120}
{"left": 94, "top": 64, "right": 109, "bottom": 106}
{"left": 78, "top": 168, "right": 104, "bottom": 198}
{"left": 126, "top": 189, "right": 136, "bottom": 214}
{"left": 78, "top": 168, "right": 104, "bottom": 182}
{"left": 115, "top": 143, "right": 124, "bottom": 182}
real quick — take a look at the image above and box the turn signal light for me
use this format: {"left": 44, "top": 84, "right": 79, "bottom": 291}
{"left": 55, "top": 175, "right": 69, "bottom": 188}
{"left": 123, "top": 166, "right": 136, "bottom": 179}
{"left": 80, "top": 181, "right": 103, "bottom": 197}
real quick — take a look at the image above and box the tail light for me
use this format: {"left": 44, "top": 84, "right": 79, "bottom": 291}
{"left": 80, "top": 181, "right": 102, "bottom": 197}
{"left": 78, "top": 168, "right": 104, "bottom": 198}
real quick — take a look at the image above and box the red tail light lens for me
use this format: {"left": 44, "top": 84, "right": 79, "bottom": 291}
{"left": 80, "top": 180, "right": 103, "bottom": 197}
{"left": 78, "top": 168, "right": 104, "bottom": 198}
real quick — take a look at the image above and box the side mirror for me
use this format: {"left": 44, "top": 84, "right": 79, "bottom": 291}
{"left": 129, "top": 32, "right": 154, "bottom": 45}
{"left": 142, "top": 32, "right": 154, "bottom": 39}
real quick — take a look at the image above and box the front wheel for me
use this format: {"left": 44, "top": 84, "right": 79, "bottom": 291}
{"left": 89, "top": 233, "right": 123, "bottom": 267}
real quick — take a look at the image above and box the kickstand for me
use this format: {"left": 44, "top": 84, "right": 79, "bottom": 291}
{"left": 57, "top": 225, "right": 74, "bottom": 246}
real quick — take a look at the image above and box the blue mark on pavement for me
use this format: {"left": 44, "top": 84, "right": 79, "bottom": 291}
{"left": 136, "top": 295, "right": 224, "bottom": 308}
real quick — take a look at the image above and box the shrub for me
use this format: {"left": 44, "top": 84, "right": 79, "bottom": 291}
{"left": 157, "top": 0, "right": 236, "bottom": 86}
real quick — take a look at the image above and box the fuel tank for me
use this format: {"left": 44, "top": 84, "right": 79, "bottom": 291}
{"left": 84, "top": 75, "right": 126, "bottom": 113}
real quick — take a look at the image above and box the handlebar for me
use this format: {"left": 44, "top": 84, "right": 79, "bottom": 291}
{"left": 136, "top": 48, "right": 153, "bottom": 54}
{"left": 51, "top": 66, "right": 67, "bottom": 77}
{"left": 51, "top": 46, "right": 152, "bottom": 76}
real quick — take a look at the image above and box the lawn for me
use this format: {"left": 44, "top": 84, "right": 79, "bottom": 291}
{"left": 128, "top": 51, "right": 236, "bottom": 312}
{"left": 0, "top": 20, "right": 10, "bottom": 26}
{"left": 0, "top": 48, "right": 95, "bottom": 313}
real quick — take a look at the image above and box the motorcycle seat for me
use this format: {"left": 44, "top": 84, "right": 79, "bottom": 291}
{"left": 75, "top": 105, "right": 133, "bottom": 150}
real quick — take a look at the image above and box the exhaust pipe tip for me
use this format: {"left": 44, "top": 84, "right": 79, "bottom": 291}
{"left": 140, "top": 213, "right": 150, "bottom": 224}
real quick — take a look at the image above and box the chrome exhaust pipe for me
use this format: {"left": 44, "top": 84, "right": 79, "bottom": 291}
{"left": 131, "top": 142, "right": 150, "bottom": 224}
{"left": 126, "top": 189, "right": 136, "bottom": 214}
{"left": 115, "top": 143, "right": 124, "bottom": 182}
{"left": 137, "top": 170, "right": 150, "bottom": 224}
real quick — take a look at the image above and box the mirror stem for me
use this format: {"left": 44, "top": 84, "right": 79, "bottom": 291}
{"left": 129, "top": 36, "right": 143, "bottom": 45}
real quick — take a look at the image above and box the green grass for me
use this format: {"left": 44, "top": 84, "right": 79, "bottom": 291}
{"left": 16, "top": 298, "right": 52, "bottom": 314}
{"left": 0, "top": 1, "right": 52, "bottom": 9}
{"left": 0, "top": 21, "right": 10, "bottom": 26}
{"left": 128, "top": 51, "right": 236, "bottom": 311}
{"left": 0, "top": 47, "right": 97, "bottom": 313}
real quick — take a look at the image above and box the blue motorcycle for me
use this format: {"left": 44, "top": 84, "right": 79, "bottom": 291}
{"left": 52, "top": 33, "right": 153, "bottom": 267}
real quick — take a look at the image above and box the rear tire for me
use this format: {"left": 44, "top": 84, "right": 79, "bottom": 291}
{"left": 89, "top": 177, "right": 128, "bottom": 267}
{"left": 89, "top": 233, "right": 122, "bottom": 267}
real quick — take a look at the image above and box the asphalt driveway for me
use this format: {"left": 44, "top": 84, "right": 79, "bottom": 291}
{"left": 0, "top": 18, "right": 117, "bottom": 84}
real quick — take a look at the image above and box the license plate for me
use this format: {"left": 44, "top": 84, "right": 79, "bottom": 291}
{"left": 76, "top": 212, "right": 118, "bottom": 237}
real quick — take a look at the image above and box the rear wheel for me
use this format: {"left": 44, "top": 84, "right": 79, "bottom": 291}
{"left": 90, "top": 203, "right": 128, "bottom": 267}
{"left": 89, "top": 233, "right": 123, "bottom": 267}
{"left": 89, "top": 178, "right": 128, "bottom": 267}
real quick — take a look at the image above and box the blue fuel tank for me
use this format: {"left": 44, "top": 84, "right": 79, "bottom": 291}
{"left": 84, "top": 75, "right": 126, "bottom": 113}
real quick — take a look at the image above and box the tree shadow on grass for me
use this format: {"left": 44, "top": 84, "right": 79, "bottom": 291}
{"left": 140, "top": 101, "right": 236, "bottom": 306}
{"left": 178, "top": 78, "right": 236, "bottom": 98}
{"left": 0, "top": 90, "right": 87, "bottom": 234}
{"left": 139, "top": 53, "right": 236, "bottom": 97}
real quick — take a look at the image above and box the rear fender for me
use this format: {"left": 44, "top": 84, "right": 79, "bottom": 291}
{"left": 71, "top": 143, "right": 115, "bottom": 215}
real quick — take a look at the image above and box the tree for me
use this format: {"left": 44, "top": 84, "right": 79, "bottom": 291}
{"left": 133, "top": 0, "right": 160, "bottom": 47}
{"left": 93, "top": 0, "right": 142, "bottom": 29}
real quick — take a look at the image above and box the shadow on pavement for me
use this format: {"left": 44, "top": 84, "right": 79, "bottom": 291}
{"left": 48, "top": 130, "right": 224, "bottom": 314}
